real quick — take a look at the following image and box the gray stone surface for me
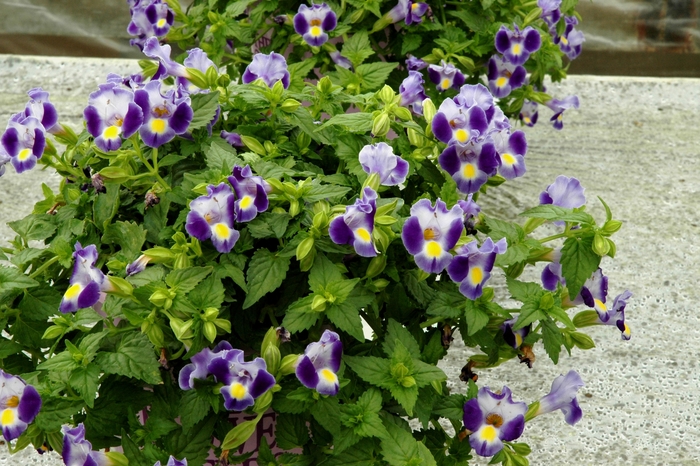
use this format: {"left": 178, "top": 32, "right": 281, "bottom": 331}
{"left": 1, "top": 55, "right": 699, "bottom": 465}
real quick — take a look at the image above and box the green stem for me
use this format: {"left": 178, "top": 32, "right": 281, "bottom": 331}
{"left": 537, "top": 232, "right": 571, "bottom": 243}
{"left": 150, "top": 147, "right": 171, "bottom": 191}
{"left": 29, "top": 256, "right": 60, "bottom": 279}
{"left": 420, "top": 316, "right": 443, "bottom": 328}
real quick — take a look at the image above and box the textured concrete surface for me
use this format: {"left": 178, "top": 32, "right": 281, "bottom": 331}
{"left": 1, "top": 55, "right": 699, "bottom": 465}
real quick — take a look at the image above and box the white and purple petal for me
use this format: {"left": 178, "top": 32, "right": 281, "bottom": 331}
{"left": 537, "top": 370, "right": 585, "bottom": 425}
{"left": 228, "top": 165, "right": 270, "bottom": 222}
{"left": 242, "top": 52, "right": 290, "bottom": 89}
{"left": 358, "top": 143, "right": 409, "bottom": 186}
{"left": 438, "top": 140, "right": 499, "bottom": 194}
{"left": 428, "top": 61, "right": 465, "bottom": 92}
{"left": 329, "top": 187, "right": 377, "bottom": 257}
{"left": 539, "top": 175, "right": 586, "bottom": 209}
{"left": 295, "top": 330, "right": 342, "bottom": 396}
{"left": 186, "top": 183, "right": 238, "bottom": 253}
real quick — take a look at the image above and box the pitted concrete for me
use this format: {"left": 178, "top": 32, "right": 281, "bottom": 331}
{"left": 1, "top": 55, "right": 699, "bottom": 465}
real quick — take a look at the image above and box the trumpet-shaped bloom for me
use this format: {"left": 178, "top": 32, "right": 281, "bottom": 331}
{"left": 134, "top": 80, "right": 192, "bottom": 148}
{"left": 598, "top": 290, "right": 632, "bottom": 340}
{"left": 242, "top": 53, "right": 290, "bottom": 89}
{"left": 447, "top": 238, "right": 507, "bottom": 299}
{"left": 296, "top": 330, "right": 343, "bottom": 395}
{"left": 155, "top": 457, "right": 187, "bottom": 466}
{"left": 487, "top": 55, "right": 527, "bottom": 98}
{"left": 573, "top": 269, "right": 631, "bottom": 340}
{"left": 432, "top": 98, "right": 488, "bottom": 146}
{"left": 519, "top": 101, "right": 539, "bottom": 127}
{"left": 330, "top": 51, "right": 352, "bottom": 69}
{"left": 493, "top": 129, "right": 527, "bottom": 179}
{"left": 536, "top": 370, "right": 585, "bottom": 425}
{"left": 227, "top": 165, "right": 271, "bottom": 222}
{"left": 501, "top": 317, "right": 530, "bottom": 349}
{"left": 399, "top": 71, "right": 428, "bottom": 114}
{"left": 428, "top": 61, "right": 465, "bottom": 92}
{"left": 179, "top": 48, "right": 216, "bottom": 94}
{"left": 539, "top": 175, "right": 586, "bottom": 209}
{"left": 185, "top": 183, "right": 239, "bottom": 253}
{"left": 438, "top": 139, "right": 499, "bottom": 194}
{"left": 84, "top": 83, "right": 144, "bottom": 152}
{"left": 547, "top": 95, "right": 579, "bottom": 130}
{"left": 329, "top": 187, "right": 378, "bottom": 257}
{"left": 179, "top": 341, "right": 234, "bottom": 390}
{"left": 0, "top": 370, "right": 41, "bottom": 441}
{"left": 22, "top": 88, "right": 59, "bottom": 133}
{"left": 143, "top": 38, "right": 189, "bottom": 81}
{"left": 553, "top": 16, "right": 585, "bottom": 60}
{"left": 463, "top": 386, "right": 527, "bottom": 457}
{"left": 293, "top": 3, "right": 337, "bottom": 47}
{"left": 401, "top": 199, "right": 464, "bottom": 274}
{"left": 60, "top": 243, "right": 108, "bottom": 314}
{"left": 220, "top": 130, "right": 243, "bottom": 147}
{"left": 406, "top": 56, "right": 428, "bottom": 71}
{"left": 359, "top": 142, "right": 409, "bottom": 186}
{"left": 1, "top": 115, "right": 45, "bottom": 173}
{"left": 207, "top": 349, "right": 275, "bottom": 411}
{"left": 62, "top": 423, "right": 111, "bottom": 466}
{"left": 495, "top": 24, "right": 542, "bottom": 66}
{"left": 127, "top": 0, "right": 174, "bottom": 50}
{"left": 539, "top": 0, "right": 562, "bottom": 27}
{"left": 457, "top": 194, "right": 480, "bottom": 234}
{"left": 454, "top": 84, "right": 496, "bottom": 123}
{"left": 387, "top": 0, "right": 429, "bottom": 25}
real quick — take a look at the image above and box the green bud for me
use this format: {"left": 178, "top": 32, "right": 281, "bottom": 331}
{"left": 363, "top": 172, "right": 381, "bottom": 192}
{"left": 376, "top": 198, "right": 399, "bottom": 216}
{"left": 281, "top": 181, "right": 298, "bottom": 196}
{"left": 42, "top": 325, "right": 65, "bottom": 340}
{"left": 486, "top": 174, "right": 506, "bottom": 187}
{"left": 311, "top": 294, "right": 328, "bottom": 312}
{"left": 296, "top": 236, "right": 315, "bottom": 261}
{"left": 375, "top": 215, "right": 398, "bottom": 226}
{"left": 106, "top": 276, "right": 133, "bottom": 297}
{"left": 202, "top": 307, "right": 219, "bottom": 321}
{"left": 289, "top": 199, "right": 301, "bottom": 218}
{"left": 372, "top": 226, "right": 391, "bottom": 253}
{"left": 372, "top": 113, "right": 391, "bottom": 137}
{"left": 142, "top": 247, "right": 175, "bottom": 261}
{"left": 312, "top": 210, "right": 329, "bottom": 229}
{"left": 602, "top": 220, "right": 623, "bottom": 234}
{"left": 400, "top": 375, "right": 416, "bottom": 388}
{"left": 299, "top": 248, "right": 315, "bottom": 272}
{"left": 317, "top": 76, "right": 333, "bottom": 94}
{"left": 213, "top": 319, "right": 231, "bottom": 333}
{"left": 407, "top": 128, "right": 425, "bottom": 147}
{"left": 523, "top": 7, "right": 543, "bottom": 26}
{"left": 506, "top": 261, "right": 526, "bottom": 279}
{"left": 364, "top": 255, "right": 387, "bottom": 279}
{"left": 572, "top": 310, "right": 600, "bottom": 328}
{"left": 455, "top": 55, "right": 475, "bottom": 73}
{"left": 105, "top": 452, "right": 130, "bottom": 466}
{"left": 539, "top": 293, "right": 554, "bottom": 310}
{"left": 481, "top": 287, "right": 495, "bottom": 302}
{"left": 377, "top": 85, "right": 395, "bottom": 104}
{"left": 271, "top": 80, "right": 285, "bottom": 99}
{"left": 203, "top": 321, "right": 217, "bottom": 342}
{"left": 217, "top": 73, "right": 231, "bottom": 88}
{"left": 221, "top": 414, "right": 261, "bottom": 450}
{"left": 263, "top": 141, "right": 275, "bottom": 156}
{"left": 279, "top": 354, "right": 300, "bottom": 377}
{"left": 350, "top": 8, "right": 366, "bottom": 23}
{"left": 523, "top": 217, "right": 547, "bottom": 234}
{"left": 253, "top": 390, "right": 274, "bottom": 414}
{"left": 280, "top": 98, "right": 301, "bottom": 113}
{"left": 99, "top": 166, "right": 132, "bottom": 183}
{"left": 570, "top": 331, "right": 596, "bottom": 350}
{"left": 145, "top": 323, "right": 165, "bottom": 348}
{"left": 192, "top": 182, "right": 210, "bottom": 196}
{"left": 524, "top": 401, "right": 540, "bottom": 422}
{"left": 606, "top": 238, "right": 616, "bottom": 258}
{"left": 205, "top": 66, "right": 219, "bottom": 88}
{"left": 313, "top": 200, "right": 330, "bottom": 216}
{"left": 296, "top": 131, "right": 311, "bottom": 150}
{"left": 184, "top": 68, "right": 208, "bottom": 89}
{"left": 592, "top": 233, "right": 610, "bottom": 256}
{"left": 266, "top": 178, "right": 285, "bottom": 193}
{"left": 207, "top": 11, "right": 219, "bottom": 23}
{"left": 431, "top": 380, "right": 443, "bottom": 395}
{"left": 432, "top": 48, "right": 446, "bottom": 60}
{"left": 241, "top": 136, "right": 266, "bottom": 155}
{"left": 263, "top": 345, "right": 281, "bottom": 375}
{"left": 391, "top": 362, "right": 411, "bottom": 381}
{"left": 422, "top": 98, "right": 437, "bottom": 127}
{"left": 173, "top": 252, "right": 190, "bottom": 270}
{"left": 372, "top": 278, "right": 389, "bottom": 291}
{"left": 170, "top": 317, "right": 194, "bottom": 341}
{"left": 393, "top": 106, "right": 413, "bottom": 121}
{"left": 172, "top": 231, "right": 188, "bottom": 247}
{"left": 149, "top": 289, "right": 175, "bottom": 309}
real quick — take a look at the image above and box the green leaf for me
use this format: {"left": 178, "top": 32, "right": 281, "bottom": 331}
{"left": 243, "top": 249, "right": 290, "bottom": 309}
{"left": 303, "top": 184, "right": 352, "bottom": 203}
{"left": 317, "top": 112, "right": 373, "bottom": 133}
{"left": 520, "top": 205, "right": 595, "bottom": 225}
{"left": 188, "top": 275, "right": 225, "bottom": 309}
{"left": 433, "top": 393, "right": 468, "bottom": 423}
{"left": 464, "top": 300, "right": 489, "bottom": 336}
{"left": 93, "top": 183, "right": 120, "bottom": 230}
{"left": 37, "top": 351, "right": 79, "bottom": 372}
{"left": 345, "top": 355, "right": 393, "bottom": 388}
{"left": 411, "top": 360, "right": 446, "bottom": 387}
{"left": 0, "top": 340, "right": 22, "bottom": 359}
{"left": 560, "top": 236, "right": 601, "bottom": 298}
{"left": 0, "top": 266, "right": 38, "bottom": 296}
{"left": 205, "top": 138, "right": 244, "bottom": 172}
{"left": 188, "top": 91, "right": 220, "bottom": 131}
{"left": 95, "top": 332, "right": 162, "bottom": 384}
{"left": 356, "top": 62, "right": 399, "bottom": 92}
{"left": 542, "top": 318, "right": 563, "bottom": 364}
{"left": 275, "top": 413, "right": 310, "bottom": 450}
{"left": 514, "top": 300, "right": 546, "bottom": 330}
{"left": 506, "top": 278, "right": 544, "bottom": 303}
{"left": 165, "top": 266, "right": 213, "bottom": 293}
{"left": 342, "top": 31, "right": 375, "bottom": 66}
{"left": 402, "top": 271, "right": 436, "bottom": 306}
{"left": 178, "top": 388, "right": 213, "bottom": 432}
{"left": 382, "top": 319, "right": 421, "bottom": 359}
{"left": 323, "top": 438, "right": 376, "bottom": 466}
{"left": 102, "top": 221, "right": 147, "bottom": 259}
{"left": 547, "top": 306, "right": 575, "bottom": 329}
{"left": 388, "top": 384, "right": 418, "bottom": 417}
{"left": 483, "top": 216, "right": 524, "bottom": 243}
{"left": 165, "top": 417, "right": 216, "bottom": 465}
{"left": 449, "top": 9, "right": 489, "bottom": 32}
{"left": 8, "top": 214, "right": 56, "bottom": 241}
{"left": 69, "top": 363, "right": 101, "bottom": 408}
{"left": 401, "top": 34, "right": 422, "bottom": 55}
{"left": 18, "top": 286, "right": 61, "bottom": 321}
{"left": 381, "top": 422, "right": 437, "bottom": 466}
{"left": 34, "top": 397, "right": 85, "bottom": 432}
{"left": 281, "top": 295, "right": 319, "bottom": 334}
{"left": 309, "top": 254, "right": 344, "bottom": 291}
{"left": 426, "top": 291, "right": 464, "bottom": 319}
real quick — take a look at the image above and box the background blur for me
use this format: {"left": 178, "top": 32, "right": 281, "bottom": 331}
{"left": 1, "top": 0, "right": 700, "bottom": 76}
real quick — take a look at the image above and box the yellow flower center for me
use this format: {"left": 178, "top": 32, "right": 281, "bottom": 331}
{"left": 523, "top": 116, "right": 531, "bottom": 124}
{"left": 469, "top": 266, "right": 483, "bottom": 285}
{"left": 1, "top": 409, "right": 14, "bottom": 426}
{"left": 441, "top": 78, "right": 450, "bottom": 90}
{"left": 103, "top": 125, "right": 120, "bottom": 139}
{"left": 18, "top": 148, "right": 32, "bottom": 161}
{"left": 425, "top": 241, "right": 442, "bottom": 258}
{"left": 455, "top": 129, "right": 468, "bottom": 143}
{"left": 310, "top": 26, "right": 322, "bottom": 37}
{"left": 512, "top": 43, "right": 522, "bottom": 55}
{"left": 239, "top": 196, "right": 253, "bottom": 210}
{"left": 230, "top": 382, "right": 247, "bottom": 400}
{"left": 65, "top": 284, "right": 82, "bottom": 300}
{"left": 6, "top": 396, "right": 19, "bottom": 408}
{"left": 320, "top": 368, "right": 337, "bottom": 383}
{"left": 561, "top": 36, "right": 569, "bottom": 45}
{"left": 496, "top": 77, "right": 507, "bottom": 88}
{"left": 150, "top": 118, "right": 167, "bottom": 134}
{"left": 501, "top": 153, "right": 515, "bottom": 165}
{"left": 594, "top": 299, "right": 607, "bottom": 312}
{"left": 463, "top": 163, "right": 476, "bottom": 179}
{"left": 356, "top": 227, "right": 371, "bottom": 242}
{"left": 157, "top": 18, "right": 167, "bottom": 28}
{"left": 480, "top": 425, "right": 498, "bottom": 442}
{"left": 213, "top": 223, "right": 230, "bottom": 239}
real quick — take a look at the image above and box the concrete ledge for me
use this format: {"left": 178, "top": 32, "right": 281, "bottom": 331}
{"left": 1, "top": 55, "right": 698, "bottom": 465}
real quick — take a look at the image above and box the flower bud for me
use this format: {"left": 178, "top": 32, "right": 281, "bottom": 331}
{"left": 296, "top": 236, "right": 315, "bottom": 261}
{"left": 363, "top": 172, "right": 381, "bottom": 192}
{"left": 539, "top": 293, "right": 554, "bottom": 310}
{"left": 42, "top": 325, "right": 65, "bottom": 340}
{"left": 350, "top": 8, "right": 366, "bottom": 23}
{"left": 296, "top": 131, "right": 311, "bottom": 150}
{"left": 278, "top": 354, "right": 300, "bottom": 377}
{"left": 185, "top": 68, "right": 209, "bottom": 89}
{"left": 422, "top": 98, "right": 437, "bottom": 127}
{"left": 170, "top": 317, "right": 194, "bottom": 341}
{"left": 173, "top": 252, "right": 190, "bottom": 270}
{"left": 289, "top": 199, "right": 301, "bottom": 218}
{"left": 145, "top": 323, "right": 165, "bottom": 348}
{"left": 372, "top": 113, "right": 391, "bottom": 138}
{"left": 372, "top": 278, "right": 389, "bottom": 291}
{"left": 205, "top": 66, "right": 219, "bottom": 89}
{"left": 253, "top": 390, "right": 274, "bottom": 414}
{"left": 570, "top": 331, "right": 596, "bottom": 350}
{"left": 592, "top": 233, "right": 610, "bottom": 256}
{"left": 312, "top": 210, "right": 329, "bottom": 230}
{"left": 606, "top": 238, "right": 616, "bottom": 258}
{"left": 317, "top": 76, "right": 333, "bottom": 94}
{"left": 602, "top": 220, "right": 622, "bottom": 234}
{"left": 572, "top": 310, "right": 600, "bottom": 328}
{"left": 202, "top": 307, "right": 219, "bottom": 321}
{"left": 364, "top": 255, "right": 387, "bottom": 279}
{"left": 263, "top": 345, "right": 281, "bottom": 375}
{"left": 280, "top": 98, "right": 301, "bottom": 113}
{"left": 299, "top": 248, "right": 315, "bottom": 272}
{"left": 393, "top": 106, "right": 413, "bottom": 121}
{"left": 99, "top": 166, "right": 132, "bottom": 184}
{"left": 311, "top": 294, "right": 327, "bottom": 312}
{"left": 407, "top": 128, "right": 425, "bottom": 147}
{"left": 271, "top": 80, "right": 285, "bottom": 98}
{"left": 241, "top": 136, "right": 266, "bottom": 155}
{"left": 107, "top": 276, "right": 133, "bottom": 297}
{"left": 149, "top": 289, "right": 175, "bottom": 309}
{"left": 377, "top": 85, "right": 395, "bottom": 104}
{"left": 220, "top": 415, "right": 261, "bottom": 451}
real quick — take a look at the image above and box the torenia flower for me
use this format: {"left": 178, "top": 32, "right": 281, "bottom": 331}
{"left": 296, "top": 330, "right": 343, "bottom": 395}
{"left": 438, "top": 139, "right": 499, "bottom": 194}
{"left": 220, "top": 130, "right": 243, "bottom": 147}
{"left": 60, "top": 243, "right": 109, "bottom": 314}
{"left": 457, "top": 194, "right": 480, "bottom": 234}
{"left": 401, "top": 199, "right": 464, "bottom": 274}
{"left": 84, "top": 83, "right": 144, "bottom": 152}
{"left": 330, "top": 51, "right": 352, "bottom": 70}
{"left": 155, "top": 457, "right": 187, "bottom": 466}
{"left": 554, "top": 16, "right": 585, "bottom": 60}
{"left": 62, "top": 423, "right": 111, "bottom": 466}
{"left": 447, "top": 238, "right": 507, "bottom": 299}
{"left": 432, "top": 98, "right": 488, "bottom": 146}
{"left": 0, "top": 370, "right": 41, "bottom": 441}
{"left": 22, "top": 88, "right": 59, "bottom": 133}
{"left": 519, "top": 101, "right": 539, "bottom": 127}
{"left": 143, "top": 38, "right": 189, "bottom": 80}
{"left": 127, "top": 0, "right": 174, "bottom": 50}
{"left": 293, "top": 3, "right": 337, "bottom": 47}
{"left": 329, "top": 187, "right": 378, "bottom": 257}
{"left": 134, "top": 80, "right": 193, "bottom": 148}
{"left": 179, "top": 48, "right": 216, "bottom": 93}
{"left": 535, "top": 370, "right": 585, "bottom": 425}
{"left": 228, "top": 165, "right": 271, "bottom": 222}
{"left": 495, "top": 25, "right": 542, "bottom": 66}
{"left": 0, "top": 146, "right": 10, "bottom": 177}
{"left": 539, "top": 0, "right": 562, "bottom": 27}
{"left": 599, "top": 290, "right": 632, "bottom": 340}
{"left": 406, "top": 56, "right": 428, "bottom": 71}
{"left": 387, "top": 0, "right": 429, "bottom": 25}
{"left": 501, "top": 317, "right": 530, "bottom": 349}
{"left": 547, "top": 95, "right": 579, "bottom": 130}
{"left": 572, "top": 269, "right": 632, "bottom": 340}
{"left": 242, "top": 52, "right": 290, "bottom": 89}
{"left": 539, "top": 175, "right": 586, "bottom": 209}
{"left": 399, "top": 71, "right": 428, "bottom": 115}
{"left": 359, "top": 142, "right": 409, "bottom": 186}
{"left": 493, "top": 129, "right": 527, "bottom": 179}
{"left": 428, "top": 61, "right": 465, "bottom": 92}
{"left": 207, "top": 349, "right": 276, "bottom": 411}
{"left": 463, "top": 386, "right": 527, "bottom": 457}
{"left": 185, "top": 183, "right": 239, "bottom": 253}
{"left": 487, "top": 55, "right": 527, "bottom": 98}
{"left": 1, "top": 115, "right": 45, "bottom": 173}
{"left": 179, "top": 341, "right": 233, "bottom": 390}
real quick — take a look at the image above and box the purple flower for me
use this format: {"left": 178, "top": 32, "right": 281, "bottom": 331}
{"left": 553, "top": 16, "right": 585, "bottom": 60}
{"left": 242, "top": 52, "right": 290, "bottom": 89}
{"left": 487, "top": 55, "right": 527, "bottom": 99}
{"left": 1, "top": 115, "right": 45, "bottom": 174}
{"left": 0, "top": 146, "right": 10, "bottom": 177}
{"left": 599, "top": 290, "right": 632, "bottom": 340}
{"left": 401, "top": 199, "right": 464, "bottom": 274}
{"left": 60, "top": 243, "right": 109, "bottom": 314}
{"left": 519, "top": 101, "right": 539, "bottom": 127}
{"left": 179, "top": 341, "right": 234, "bottom": 390}
{"left": 142, "top": 38, "right": 189, "bottom": 81}
{"left": 22, "top": 88, "right": 59, "bottom": 134}
{"left": 329, "top": 187, "right": 378, "bottom": 257}
{"left": 359, "top": 142, "right": 409, "bottom": 186}
{"left": 432, "top": 98, "right": 488, "bottom": 146}
{"left": 538, "top": 0, "right": 562, "bottom": 27}
{"left": 399, "top": 71, "right": 428, "bottom": 115}
{"left": 572, "top": 269, "right": 632, "bottom": 340}
{"left": 155, "top": 457, "right": 187, "bottom": 466}
{"left": 62, "top": 423, "right": 110, "bottom": 466}
{"left": 387, "top": 0, "right": 429, "bottom": 25}
{"left": 428, "top": 61, "right": 465, "bottom": 92}
{"left": 134, "top": 80, "right": 193, "bottom": 148}
{"left": 220, "top": 130, "right": 244, "bottom": 147}
{"left": 463, "top": 386, "right": 527, "bottom": 457}
{"left": 406, "top": 56, "right": 428, "bottom": 71}
{"left": 84, "top": 83, "right": 144, "bottom": 152}
{"left": 293, "top": 3, "right": 337, "bottom": 47}
{"left": 0, "top": 370, "right": 41, "bottom": 441}
{"left": 546, "top": 95, "right": 579, "bottom": 130}
{"left": 127, "top": 0, "right": 174, "bottom": 50}
{"left": 447, "top": 238, "right": 507, "bottom": 299}
{"left": 330, "top": 51, "right": 353, "bottom": 69}
{"left": 207, "top": 349, "right": 276, "bottom": 411}
{"left": 495, "top": 25, "right": 542, "bottom": 66}
{"left": 501, "top": 317, "right": 530, "bottom": 349}
{"left": 185, "top": 183, "right": 239, "bottom": 253}
{"left": 536, "top": 370, "right": 585, "bottom": 425}
{"left": 438, "top": 139, "right": 499, "bottom": 194}
{"left": 296, "top": 330, "right": 343, "bottom": 395}
{"left": 227, "top": 165, "right": 271, "bottom": 222}
{"left": 179, "top": 48, "right": 216, "bottom": 93}
{"left": 541, "top": 249, "right": 564, "bottom": 291}
{"left": 457, "top": 194, "right": 480, "bottom": 233}
{"left": 539, "top": 175, "right": 586, "bottom": 209}
{"left": 493, "top": 129, "right": 527, "bottom": 179}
